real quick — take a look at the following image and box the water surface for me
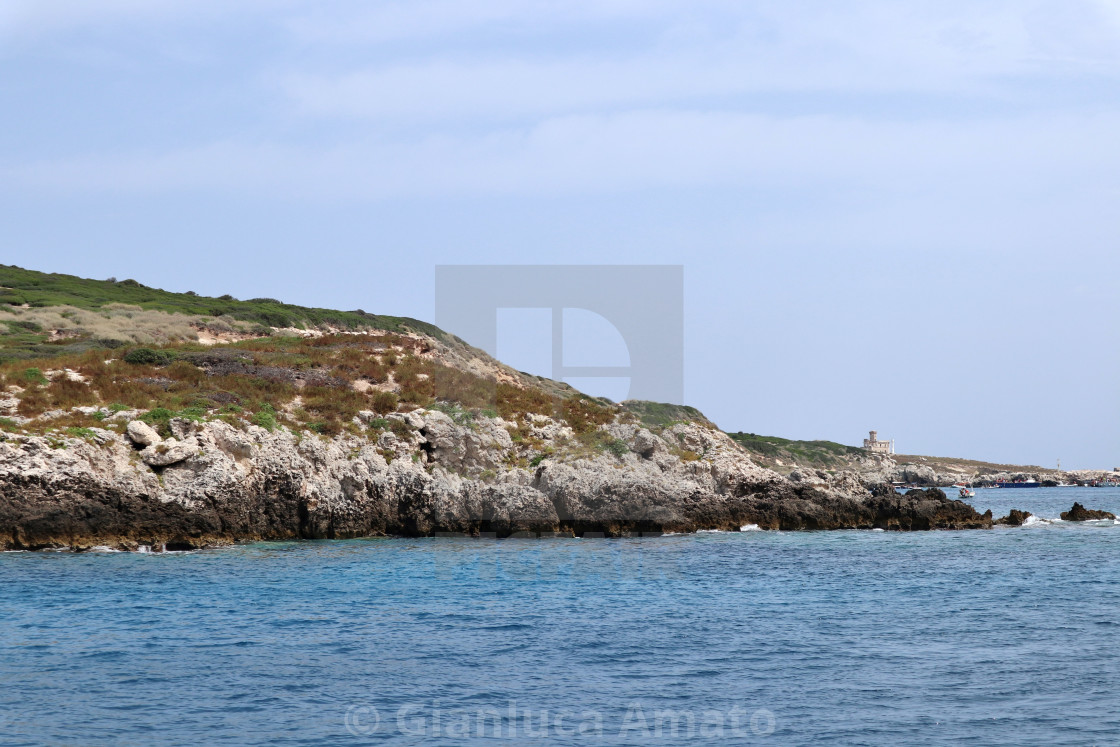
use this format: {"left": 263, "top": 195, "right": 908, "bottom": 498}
{"left": 3, "top": 486, "right": 1118, "bottom": 745}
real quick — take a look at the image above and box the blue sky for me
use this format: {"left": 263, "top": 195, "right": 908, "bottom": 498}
{"left": 1, "top": 1, "right": 1118, "bottom": 467}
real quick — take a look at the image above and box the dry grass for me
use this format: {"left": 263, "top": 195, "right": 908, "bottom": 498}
{"left": 1, "top": 304, "right": 261, "bottom": 345}
{"left": 0, "top": 332, "right": 624, "bottom": 438}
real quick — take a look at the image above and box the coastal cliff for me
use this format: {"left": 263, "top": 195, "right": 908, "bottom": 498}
{"left": 0, "top": 265, "right": 995, "bottom": 549}
{"left": 0, "top": 410, "right": 991, "bottom": 550}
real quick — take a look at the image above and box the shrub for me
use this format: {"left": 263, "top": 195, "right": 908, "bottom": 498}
{"left": 431, "top": 401, "right": 474, "bottom": 426}
{"left": 562, "top": 397, "right": 615, "bottom": 434}
{"left": 367, "top": 417, "right": 390, "bottom": 432}
{"left": 139, "top": 407, "right": 176, "bottom": 430}
{"left": 163, "top": 360, "right": 205, "bottom": 386}
{"left": 124, "top": 347, "right": 173, "bottom": 365}
{"left": 670, "top": 446, "right": 701, "bottom": 462}
{"left": 604, "top": 438, "right": 629, "bottom": 458}
{"left": 369, "top": 390, "right": 398, "bottom": 414}
{"left": 47, "top": 376, "right": 98, "bottom": 409}
{"left": 251, "top": 403, "right": 277, "bottom": 431}
{"left": 22, "top": 367, "right": 48, "bottom": 385}
{"left": 16, "top": 386, "right": 50, "bottom": 416}
{"left": 307, "top": 421, "right": 336, "bottom": 436}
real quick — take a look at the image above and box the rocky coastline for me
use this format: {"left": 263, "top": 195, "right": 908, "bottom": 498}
{"left": 0, "top": 268, "right": 1109, "bottom": 552}
{"left": 846, "top": 454, "right": 1116, "bottom": 490}
{"left": 0, "top": 409, "right": 1001, "bottom": 551}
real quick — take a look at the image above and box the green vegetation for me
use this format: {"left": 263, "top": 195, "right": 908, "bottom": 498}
{"left": 622, "top": 401, "right": 712, "bottom": 429}
{"left": 430, "top": 401, "right": 475, "bottom": 426}
{"left": 138, "top": 406, "right": 207, "bottom": 437}
{"left": 604, "top": 438, "right": 629, "bottom": 458}
{"left": 0, "top": 264, "right": 446, "bottom": 361}
{"left": 123, "top": 347, "right": 174, "bottom": 365}
{"left": 251, "top": 404, "right": 277, "bottom": 432}
{"left": 573, "top": 429, "right": 630, "bottom": 459}
{"left": 21, "top": 367, "right": 48, "bottom": 385}
{"left": 529, "top": 451, "right": 553, "bottom": 467}
{"left": 727, "top": 432, "right": 864, "bottom": 470}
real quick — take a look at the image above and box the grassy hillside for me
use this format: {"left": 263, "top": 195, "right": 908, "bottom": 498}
{"left": 622, "top": 401, "right": 713, "bottom": 429}
{"left": 727, "top": 432, "right": 865, "bottom": 471}
{"left": 0, "top": 265, "right": 640, "bottom": 468}
{"left": 0, "top": 264, "right": 443, "bottom": 361}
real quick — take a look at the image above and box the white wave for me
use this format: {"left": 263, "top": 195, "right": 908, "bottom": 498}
{"left": 89, "top": 546, "right": 122, "bottom": 552}
{"left": 872, "top": 528, "right": 885, "bottom": 532}
{"left": 1022, "top": 515, "right": 1056, "bottom": 527}
{"left": 740, "top": 524, "right": 761, "bottom": 532}
{"left": 137, "top": 545, "right": 151, "bottom": 553}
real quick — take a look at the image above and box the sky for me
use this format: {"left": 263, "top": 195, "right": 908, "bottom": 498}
{"left": 1, "top": 0, "right": 1118, "bottom": 468}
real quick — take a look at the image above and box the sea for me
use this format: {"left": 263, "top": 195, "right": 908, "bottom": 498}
{"left": 2, "top": 486, "right": 1119, "bottom": 746}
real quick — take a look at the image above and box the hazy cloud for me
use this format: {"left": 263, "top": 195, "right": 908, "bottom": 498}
{"left": 12, "top": 110, "right": 1119, "bottom": 201}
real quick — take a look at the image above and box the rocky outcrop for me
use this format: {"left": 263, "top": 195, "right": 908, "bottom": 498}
{"left": 0, "top": 412, "right": 997, "bottom": 551}
{"left": 1060, "top": 502, "right": 1116, "bottom": 522}
{"left": 995, "top": 509, "right": 1033, "bottom": 526}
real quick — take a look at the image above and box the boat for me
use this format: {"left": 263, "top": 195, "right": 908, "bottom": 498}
{"left": 959, "top": 487, "right": 975, "bottom": 499}
{"left": 993, "top": 480, "right": 1040, "bottom": 489}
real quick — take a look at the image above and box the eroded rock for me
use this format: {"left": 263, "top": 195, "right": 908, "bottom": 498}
{"left": 126, "top": 420, "right": 161, "bottom": 447}
{"left": 1060, "top": 502, "right": 1116, "bottom": 521}
{"left": 140, "top": 438, "right": 198, "bottom": 467}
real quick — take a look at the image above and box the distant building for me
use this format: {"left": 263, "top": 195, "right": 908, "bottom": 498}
{"left": 863, "top": 430, "right": 894, "bottom": 455}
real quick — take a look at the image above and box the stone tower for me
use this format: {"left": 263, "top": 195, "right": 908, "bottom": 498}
{"left": 863, "top": 430, "right": 892, "bottom": 454}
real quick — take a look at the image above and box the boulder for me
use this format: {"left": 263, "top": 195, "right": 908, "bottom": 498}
{"left": 126, "top": 420, "right": 161, "bottom": 447}
{"left": 140, "top": 438, "right": 199, "bottom": 467}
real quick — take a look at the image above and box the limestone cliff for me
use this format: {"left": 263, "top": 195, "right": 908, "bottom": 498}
{"left": 0, "top": 409, "right": 991, "bottom": 550}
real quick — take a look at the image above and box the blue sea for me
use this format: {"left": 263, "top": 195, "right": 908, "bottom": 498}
{"left": 3, "top": 486, "right": 1120, "bottom": 746}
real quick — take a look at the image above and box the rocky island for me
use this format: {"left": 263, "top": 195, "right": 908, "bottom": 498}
{"left": 0, "top": 265, "right": 1049, "bottom": 550}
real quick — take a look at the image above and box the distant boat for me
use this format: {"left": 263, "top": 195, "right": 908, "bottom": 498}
{"left": 994, "top": 481, "right": 1040, "bottom": 489}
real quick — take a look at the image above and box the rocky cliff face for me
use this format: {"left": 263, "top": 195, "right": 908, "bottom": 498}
{"left": 0, "top": 409, "right": 993, "bottom": 550}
